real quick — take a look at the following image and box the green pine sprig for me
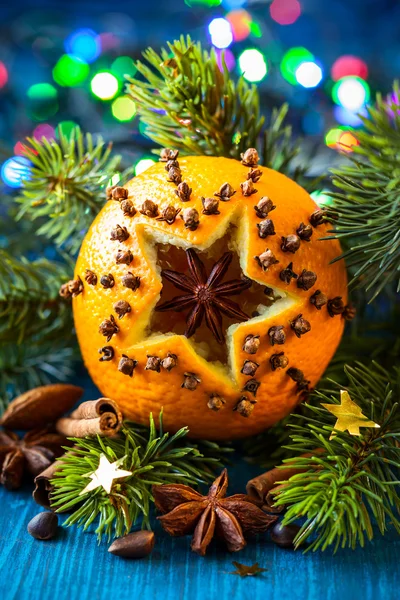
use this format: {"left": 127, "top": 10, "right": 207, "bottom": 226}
{"left": 51, "top": 412, "right": 232, "bottom": 541}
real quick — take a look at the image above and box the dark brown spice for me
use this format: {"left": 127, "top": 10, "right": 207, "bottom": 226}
{"left": 145, "top": 356, "right": 161, "bottom": 372}
{"left": 286, "top": 367, "right": 305, "bottom": 383}
{"left": 296, "top": 222, "right": 313, "bottom": 241}
{"left": 118, "top": 355, "right": 137, "bottom": 377}
{"left": 257, "top": 219, "right": 275, "bottom": 238}
{"left": 234, "top": 396, "right": 256, "bottom": 418}
{"left": 175, "top": 182, "right": 192, "bottom": 202}
{"left": 106, "top": 185, "right": 116, "bottom": 200}
{"left": 247, "top": 168, "right": 262, "bottom": 183}
{"left": 270, "top": 352, "right": 289, "bottom": 371}
{"left": 108, "top": 531, "right": 155, "bottom": 559}
{"left": 27, "top": 512, "right": 58, "bottom": 541}
{"left": 113, "top": 300, "right": 131, "bottom": 319}
{"left": 281, "top": 234, "right": 301, "bottom": 254}
{"left": 156, "top": 205, "right": 181, "bottom": 224}
{"left": 161, "top": 353, "right": 178, "bottom": 371}
{"left": 343, "top": 303, "right": 356, "bottom": 321}
{"left": 279, "top": 262, "right": 298, "bottom": 284}
{"left": 241, "top": 360, "right": 259, "bottom": 376}
{"left": 310, "top": 289, "right": 327, "bottom": 310}
{"left": 59, "top": 277, "right": 83, "bottom": 299}
{"left": 111, "top": 186, "right": 128, "bottom": 201}
{"left": 99, "top": 346, "right": 114, "bottom": 362}
{"left": 202, "top": 197, "right": 220, "bottom": 215}
{"left": 243, "top": 335, "right": 260, "bottom": 354}
{"left": 230, "top": 562, "right": 267, "bottom": 577}
{"left": 327, "top": 296, "right": 345, "bottom": 317}
{"left": 159, "top": 148, "right": 179, "bottom": 162}
{"left": 180, "top": 207, "right": 200, "bottom": 231}
{"left": 207, "top": 394, "right": 226, "bottom": 411}
{"left": 100, "top": 274, "right": 115, "bottom": 289}
{"left": 214, "top": 182, "right": 236, "bottom": 202}
{"left": 270, "top": 523, "right": 301, "bottom": 549}
{"left": 122, "top": 272, "right": 141, "bottom": 291}
{"left": 120, "top": 199, "right": 136, "bottom": 217}
{"left": 182, "top": 372, "right": 201, "bottom": 391}
{"left": 165, "top": 159, "right": 180, "bottom": 172}
{"left": 115, "top": 249, "right": 133, "bottom": 265}
{"left": 167, "top": 166, "right": 182, "bottom": 185}
{"left": 297, "top": 269, "right": 317, "bottom": 291}
{"left": 85, "top": 269, "right": 97, "bottom": 286}
{"left": 309, "top": 209, "right": 327, "bottom": 227}
{"left": 241, "top": 180, "right": 257, "bottom": 196}
{"left": 290, "top": 314, "right": 311, "bottom": 338}
{"left": 254, "top": 249, "right": 279, "bottom": 271}
{"left": 268, "top": 326, "right": 286, "bottom": 346}
{"left": 242, "top": 379, "right": 260, "bottom": 397}
{"left": 110, "top": 224, "right": 129, "bottom": 242}
{"left": 99, "top": 315, "right": 119, "bottom": 342}
{"left": 241, "top": 148, "right": 259, "bottom": 167}
{"left": 140, "top": 199, "right": 159, "bottom": 218}
{"left": 254, "top": 197, "right": 275, "bottom": 218}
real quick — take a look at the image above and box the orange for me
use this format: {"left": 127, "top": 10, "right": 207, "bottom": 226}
{"left": 73, "top": 154, "right": 347, "bottom": 440}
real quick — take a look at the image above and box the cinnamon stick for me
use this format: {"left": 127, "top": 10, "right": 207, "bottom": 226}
{"left": 55, "top": 398, "right": 123, "bottom": 438}
{"left": 32, "top": 461, "right": 60, "bottom": 509}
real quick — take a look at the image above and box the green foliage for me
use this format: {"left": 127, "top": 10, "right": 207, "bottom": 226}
{"left": 51, "top": 412, "right": 232, "bottom": 541}
{"left": 273, "top": 362, "right": 400, "bottom": 552}
{"left": 16, "top": 128, "right": 125, "bottom": 253}
{"left": 327, "top": 82, "right": 400, "bottom": 300}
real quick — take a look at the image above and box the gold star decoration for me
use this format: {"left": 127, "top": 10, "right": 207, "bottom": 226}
{"left": 322, "top": 390, "right": 380, "bottom": 439}
{"left": 230, "top": 562, "right": 268, "bottom": 577}
{"left": 80, "top": 454, "right": 132, "bottom": 495}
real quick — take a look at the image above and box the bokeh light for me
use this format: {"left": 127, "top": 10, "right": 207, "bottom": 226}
{"left": 311, "top": 190, "right": 332, "bottom": 206}
{"left": 111, "top": 96, "right": 137, "bottom": 121}
{"left": 27, "top": 83, "right": 57, "bottom": 101}
{"left": 33, "top": 123, "right": 55, "bottom": 141}
{"left": 338, "top": 130, "right": 359, "bottom": 153}
{"left": 215, "top": 48, "right": 236, "bottom": 72}
{"left": 185, "top": 0, "right": 222, "bottom": 5}
{"left": 1, "top": 156, "right": 31, "bottom": 188}
{"left": 270, "top": 0, "right": 301, "bottom": 25}
{"left": 53, "top": 54, "right": 89, "bottom": 87}
{"left": 226, "top": 9, "right": 252, "bottom": 42}
{"left": 281, "top": 47, "right": 313, "bottom": 85}
{"left": 325, "top": 127, "right": 344, "bottom": 147}
{"left": 56, "top": 120, "right": 79, "bottom": 138}
{"left": 111, "top": 56, "right": 137, "bottom": 81}
{"left": 0, "top": 61, "right": 8, "bottom": 88}
{"left": 295, "top": 61, "right": 323, "bottom": 88}
{"left": 332, "top": 76, "right": 370, "bottom": 111}
{"left": 334, "top": 105, "right": 365, "bottom": 127}
{"left": 91, "top": 72, "right": 119, "bottom": 100}
{"left": 135, "top": 158, "right": 156, "bottom": 175}
{"left": 238, "top": 49, "right": 267, "bottom": 82}
{"left": 208, "top": 18, "right": 233, "bottom": 49}
{"left": 331, "top": 55, "right": 368, "bottom": 82}
{"left": 65, "top": 29, "right": 100, "bottom": 63}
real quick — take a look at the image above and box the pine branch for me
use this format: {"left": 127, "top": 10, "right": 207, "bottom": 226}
{"left": 16, "top": 128, "right": 128, "bottom": 254}
{"left": 273, "top": 362, "right": 400, "bottom": 552}
{"left": 326, "top": 81, "right": 400, "bottom": 300}
{"left": 51, "top": 412, "right": 231, "bottom": 541}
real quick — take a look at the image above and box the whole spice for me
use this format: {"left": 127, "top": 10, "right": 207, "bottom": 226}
{"left": 270, "top": 523, "right": 301, "bottom": 549}
{"left": 153, "top": 469, "right": 277, "bottom": 556}
{"left": 281, "top": 234, "right": 300, "bottom": 254}
{"left": 114, "top": 300, "right": 131, "bottom": 319}
{"left": 296, "top": 222, "right": 313, "bottom": 241}
{"left": 286, "top": 367, "right": 305, "bottom": 383}
{"left": 108, "top": 531, "right": 155, "bottom": 559}
{"left": 254, "top": 197, "right": 275, "bottom": 218}
{"left": 122, "top": 272, "right": 141, "bottom": 291}
{"left": 165, "top": 159, "right": 179, "bottom": 171}
{"left": 182, "top": 372, "right": 201, "bottom": 391}
{"left": 279, "top": 262, "right": 298, "bottom": 284}
{"left": 242, "top": 379, "right": 260, "bottom": 397}
{"left": 110, "top": 224, "right": 129, "bottom": 242}
{"left": 327, "top": 296, "right": 345, "bottom": 317}
{"left": 290, "top": 314, "right": 311, "bottom": 338}
{"left": 270, "top": 352, "right": 288, "bottom": 371}
{"left": 241, "top": 360, "right": 259, "bottom": 376}
{"left": 56, "top": 398, "right": 123, "bottom": 438}
{"left": 242, "top": 335, "right": 260, "bottom": 354}
{"left": 231, "top": 562, "right": 267, "bottom": 577}
{"left": 85, "top": 269, "right": 97, "bottom": 286}
{"left": 59, "top": 277, "right": 83, "bottom": 299}
{"left": 297, "top": 269, "right": 317, "bottom": 291}
{"left": 120, "top": 199, "right": 136, "bottom": 217}
{"left": 115, "top": 249, "right": 133, "bottom": 265}
{"left": 207, "top": 394, "right": 226, "bottom": 411}
{"left": 145, "top": 355, "right": 161, "bottom": 372}
{"left": 100, "top": 274, "right": 115, "bottom": 289}
{"left": 234, "top": 396, "right": 256, "bottom": 418}
{"left": 180, "top": 207, "right": 200, "bottom": 231}
{"left": 202, "top": 197, "right": 220, "bottom": 215}
{"left": 156, "top": 205, "right": 181, "bottom": 224}
{"left": 268, "top": 326, "right": 286, "bottom": 346}
{"left": 27, "top": 512, "right": 58, "bottom": 541}
{"left": 99, "top": 315, "right": 119, "bottom": 341}
{"left": 0, "top": 384, "right": 83, "bottom": 430}
{"left": 156, "top": 249, "right": 251, "bottom": 344}
{"left": 310, "top": 289, "right": 327, "bottom": 310}
{"left": 118, "top": 355, "right": 137, "bottom": 377}
{"left": 167, "top": 166, "right": 182, "bottom": 185}
{"left": 343, "top": 303, "right": 356, "bottom": 321}
{"left": 254, "top": 249, "right": 279, "bottom": 271}
{"left": 110, "top": 186, "right": 128, "bottom": 201}
{"left": 309, "top": 209, "right": 326, "bottom": 227}
{"left": 240, "top": 180, "right": 257, "bottom": 196}
{"left": 175, "top": 182, "right": 192, "bottom": 202}
{"left": 247, "top": 168, "right": 262, "bottom": 183}
{"left": 33, "top": 461, "right": 60, "bottom": 509}
{"left": 257, "top": 219, "right": 275, "bottom": 238}
{"left": 140, "top": 199, "right": 159, "bottom": 218}
{"left": 214, "top": 182, "right": 236, "bottom": 202}
{"left": 99, "top": 346, "right": 114, "bottom": 362}
{"left": 159, "top": 148, "right": 179, "bottom": 162}
{"left": 161, "top": 353, "right": 177, "bottom": 371}
{"left": 241, "top": 148, "right": 259, "bottom": 167}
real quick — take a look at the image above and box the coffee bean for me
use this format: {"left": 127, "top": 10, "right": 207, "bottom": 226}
{"left": 270, "top": 522, "right": 301, "bottom": 549}
{"left": 108, "top": 530, "right": 155, "bottom": 559}
{"left": 27, "top": 512, "right": 58, "bottom": 541}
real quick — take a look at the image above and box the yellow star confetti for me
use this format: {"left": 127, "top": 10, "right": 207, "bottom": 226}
{"left": 80, "top": 454, "right": 132, "bottom": 495}
{"left": 322, "top": 390, "right": 380, "bottom": 439}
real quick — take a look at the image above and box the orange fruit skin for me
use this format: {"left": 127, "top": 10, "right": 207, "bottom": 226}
{"left": 73, "top": 156, "right": 347, "bottom": 440}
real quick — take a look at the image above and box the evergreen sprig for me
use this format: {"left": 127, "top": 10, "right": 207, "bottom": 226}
{"left": 51, "top": 412, "right": 231, "bottom": 541}
{"left": 273, "top": 362, "right": 400, "bottom": 552}
{"left": 327, "top": 81, "right": 400, "bottom": 300}
{"left": 16, "top": 128, "right": 125, "bottom": 253}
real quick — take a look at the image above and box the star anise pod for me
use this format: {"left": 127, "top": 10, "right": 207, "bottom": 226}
{"left": 156, "top": 249, "right": 252, "bottom": 344}
{"left": 153, "top": 469, "right": 277, "bottom": 556}
{"left": 0, "top": 428, "right": 68, "bottom": 490}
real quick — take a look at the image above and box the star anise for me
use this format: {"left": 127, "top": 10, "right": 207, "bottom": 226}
{"left": 156, "top": 249, "right": 252, "bottom": 344}
{"left": 153, "top": 469, "right": 277, "bottom": 556}
{"left": 0, "top": 428, "right": 68, "bottom": 490}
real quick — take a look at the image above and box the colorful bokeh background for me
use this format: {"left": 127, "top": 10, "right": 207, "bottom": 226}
{"left": 0, "top": 0, "right": 397, "bottom": 188}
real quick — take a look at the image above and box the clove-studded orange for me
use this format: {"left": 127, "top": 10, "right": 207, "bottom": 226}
{"left": 72, "top": 152, "right": 348, "bottom": 439}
